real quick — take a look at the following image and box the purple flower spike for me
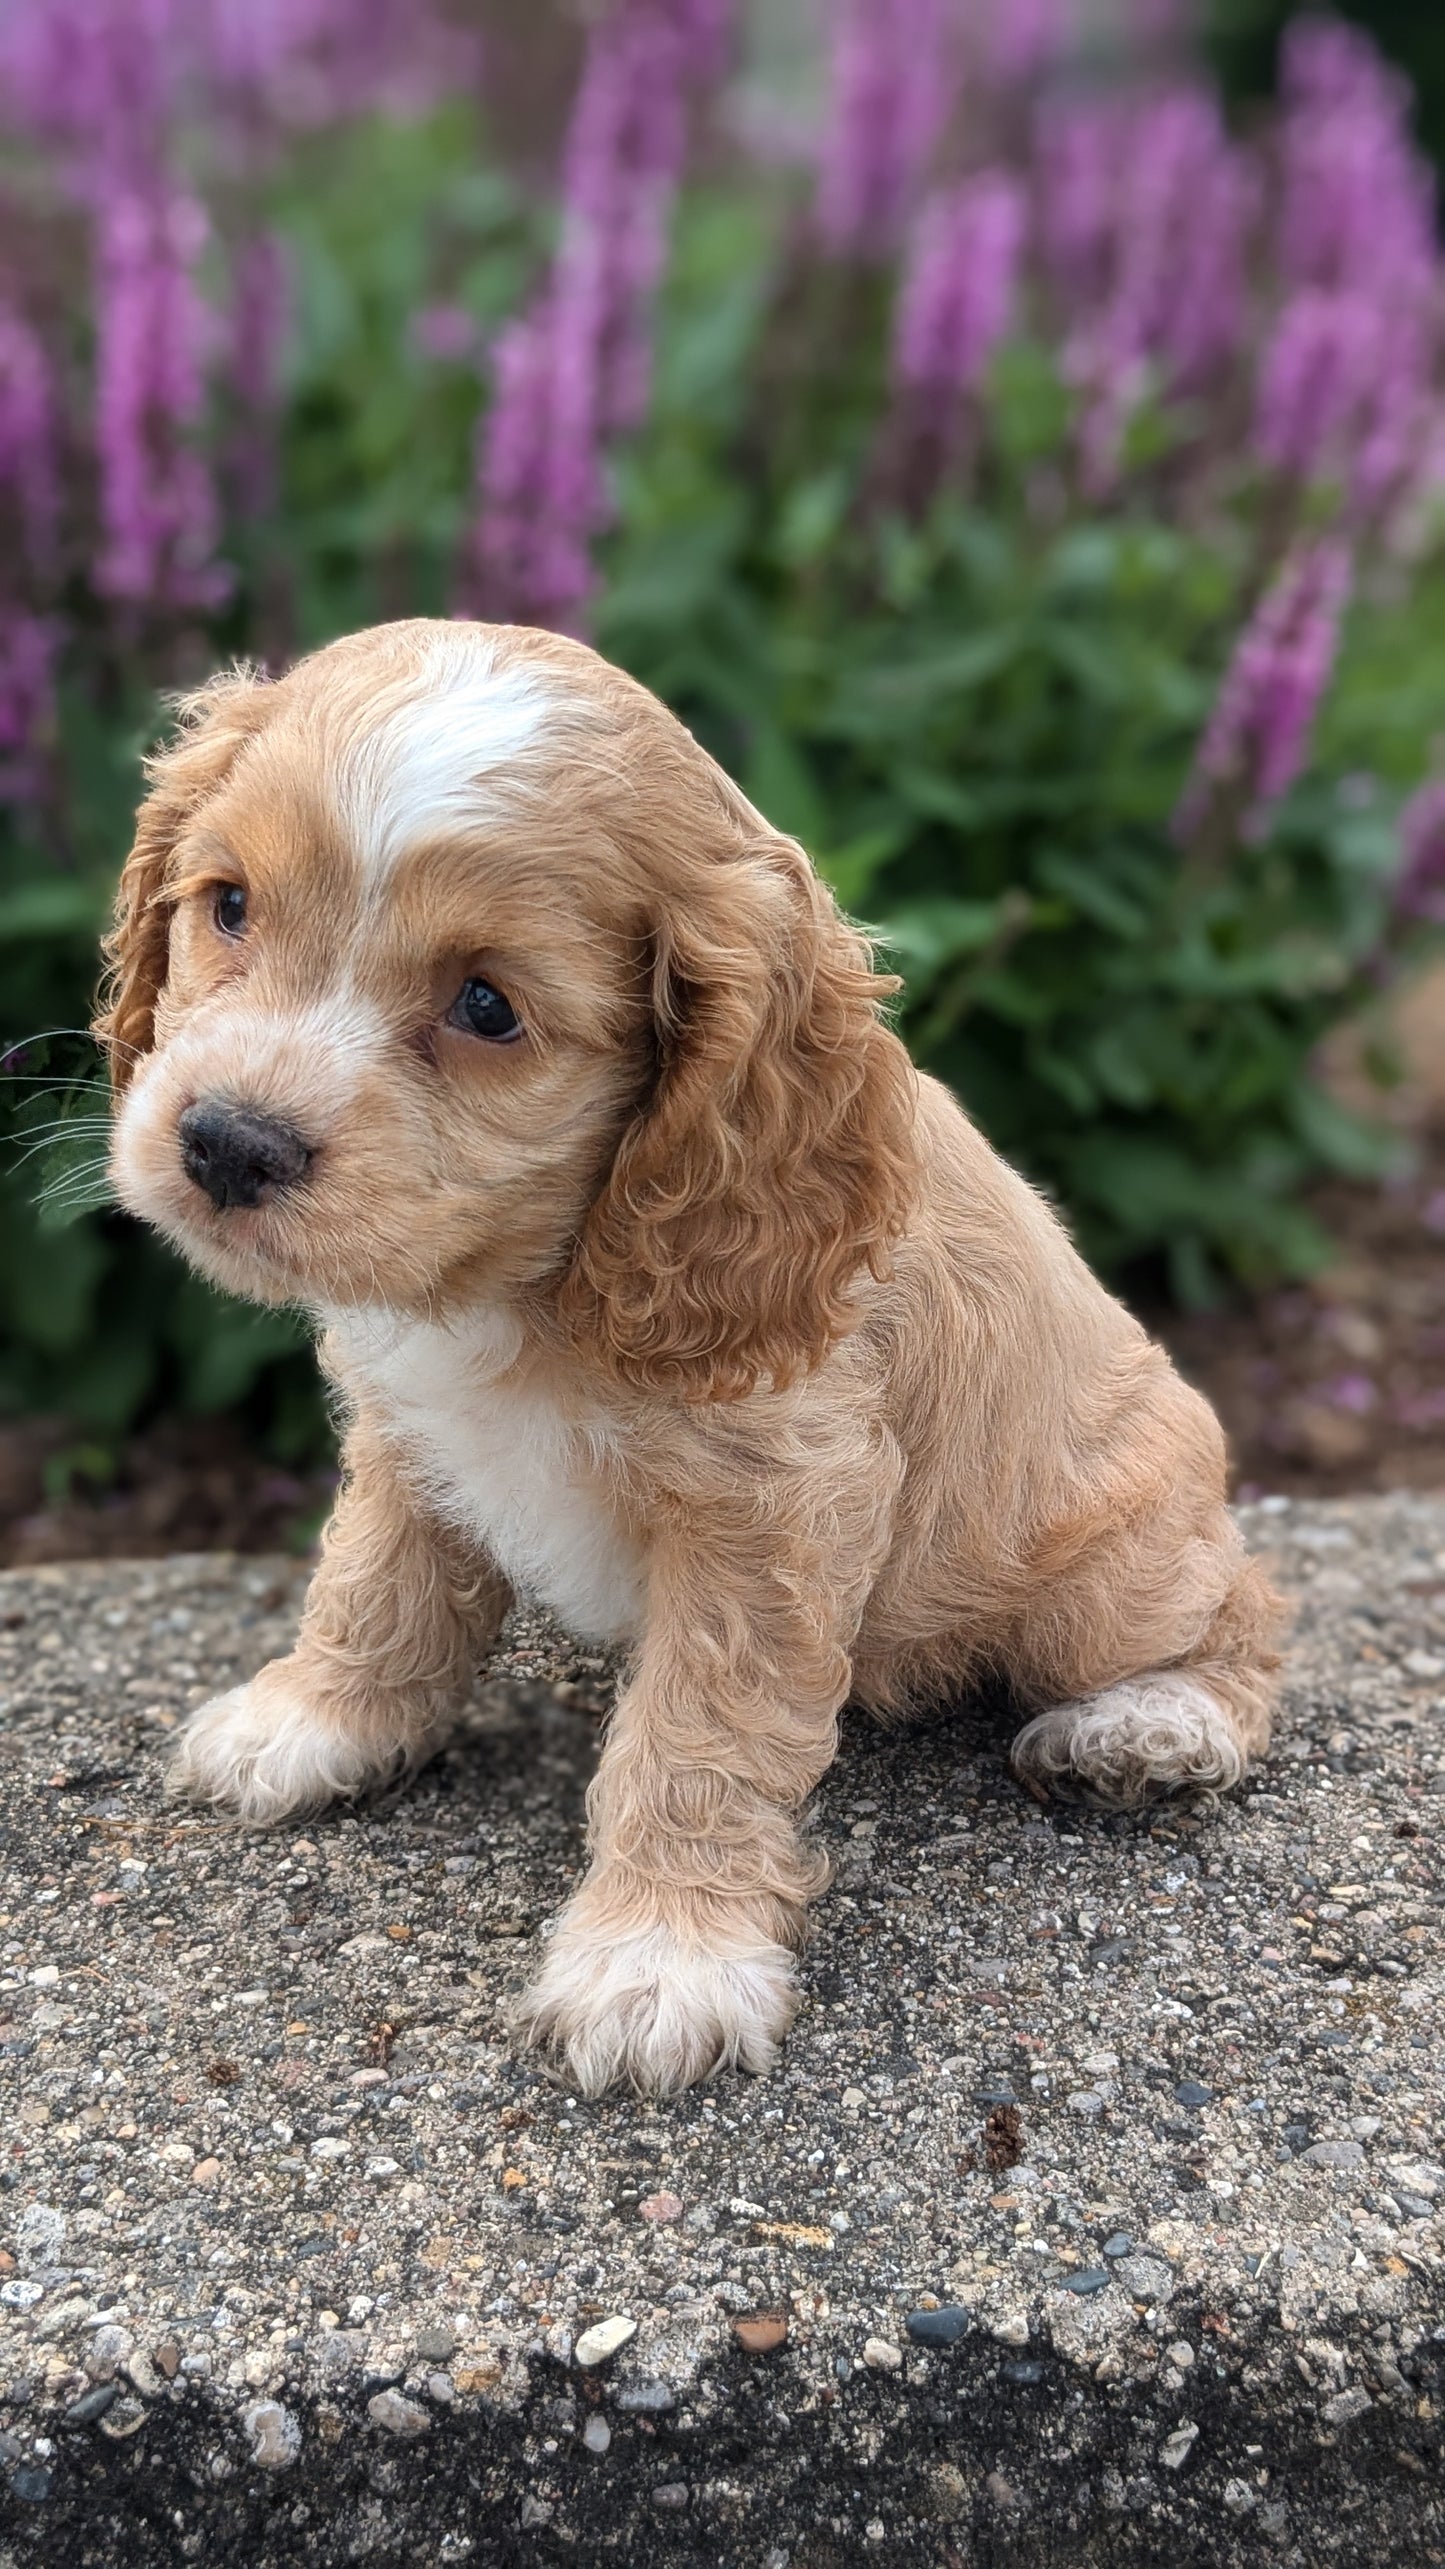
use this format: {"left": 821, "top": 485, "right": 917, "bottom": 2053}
{"left": 1256, "top": 287, "right": 1384, "bottom": 484}
{"left": 93, "top": 187, "right": 226, "bottom": 611}
{"left": 1394, "top": 778, "right": 1445, "bottom": 927}
{"left": 1045, "top": 83, "right": 1255, "bottom": 489}
{"left": 1177, "top": 538, "right": 1353, "bottom": 841}
{"left": 1279, "top": 14, "right": 1436, "bottom": 301}
{"left": 1035, "top": 97, "right": 1122, "bottom": 305}
{"left": 816, "top": 0, "right": 953, "bottom": 256}
{"left": 894, "top": 173, "right": 1028, "bottom": 401}
{"left": 982, "top": 0, "right": 1068, "bottom": 89}
{"left": 462, "top": 0, "right": 735, "bottom": 631}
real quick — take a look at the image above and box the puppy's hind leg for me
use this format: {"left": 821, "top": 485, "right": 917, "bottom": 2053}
{"left": 1009, "top": 1536, "right": 1285, "bottom": 1810}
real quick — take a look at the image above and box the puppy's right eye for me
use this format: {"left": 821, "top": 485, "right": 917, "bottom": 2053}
{"left": 213, "top": 884, "right": 247, "bottom": 937}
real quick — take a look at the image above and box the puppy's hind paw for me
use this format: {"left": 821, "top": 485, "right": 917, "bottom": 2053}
{"left": 1010, "top": 1672, "right": 1246, "bottom": 1809}
{"left": 169, "top": 1668, "right": 410, "bottom": 1825}
{"left": 516, "top": 1921, "right": 798, "bottom": 2099}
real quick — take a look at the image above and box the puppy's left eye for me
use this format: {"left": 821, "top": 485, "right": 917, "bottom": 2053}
{"left": 213, "top": 884, "right": 247, "bottom": 936}
{"left": 449, "top": 976, "right": 521, "bottom": 1043}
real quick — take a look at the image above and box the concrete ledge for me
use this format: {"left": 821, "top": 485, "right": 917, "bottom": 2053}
{"left": 0, "top": 1498, "right": 1442, "bottom": 2564}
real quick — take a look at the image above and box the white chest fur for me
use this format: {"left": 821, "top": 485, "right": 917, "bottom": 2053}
{"left": 327, "top": 1309, "right": 645, "bottom": 1644}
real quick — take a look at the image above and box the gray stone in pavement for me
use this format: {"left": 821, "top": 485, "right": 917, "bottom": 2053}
{"left": 0, "top": 1498, "right": 1442, "bottom": 2565}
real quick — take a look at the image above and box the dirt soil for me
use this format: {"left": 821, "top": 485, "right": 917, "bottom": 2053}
{"left": 1161, "top": 1120, "right": 1445, "bottom": 1503}
{"left": 0, "top": 1414, "right": 337, "bottom": 1571}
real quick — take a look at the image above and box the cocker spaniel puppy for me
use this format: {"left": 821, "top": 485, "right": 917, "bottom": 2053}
{"left": 101, "top": 619, "right": 1283, "bottom": 2096}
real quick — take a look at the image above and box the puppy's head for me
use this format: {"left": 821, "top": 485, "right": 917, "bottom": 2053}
{"left": 101, "top": 619, "right": 916, "bottom": 1397}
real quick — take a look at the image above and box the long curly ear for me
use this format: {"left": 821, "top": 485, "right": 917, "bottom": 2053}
{"left": 94, "top": 667, "right": 272, "bottom": 1091}
{"left": 560, "top": 830, "right": 919, "bottom": 1400}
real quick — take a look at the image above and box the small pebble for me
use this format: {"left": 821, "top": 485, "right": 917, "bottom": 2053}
{"left": 733, "top": 2314, "right": 789, "bottom": 2355}
{"left": 652, "top": 2484, "right": 688, "bottom": 2513}
{"left": 989, "top": 2314, "right": 1029, "bottom": 2346}
{"left": 905, "top": 2304, "right": 969, "bottom": 2347}
{"left": 1060, "top": 2269, "right": 1111, "bottom": 2296}
{"left": 1101, "top": 2233, "right": 1133, "bottom": 2259}
{"left": 1301, "top": 2140, "right": 1365, "bottom": 2169}
{"left": 639, "top": 2192, "right": 683, "bottom": 2225}
{"left": 574, "top": 2315, "right": 637, "bottom": 2368}
{"left": 63, "top": 2385, "right": 116, "bottom": 2429}
{"left": 582, "top": 2414, "right": 612, "bottom": 2455}
{"left": 366, "top": 2390, "right": 430, "bottom": 2438}
{"left": 614, "top": 2379, "right": 674, "bottom": 2415}
{"left": 1001, "top": 2358, "right": 1044, "bottom": 2385}
{"left": 863, "top": 2338, "right": 902, "bottom": 2372}
{"left": 242, "top": 2400, "right": 301, "bottom": 2470}
{"left": 1174, "top": 2082, "right": 1214, "bottom": 2108}
{"left": 1161, "top": 2421, "right": 1200, "bottom": 2471}
{"left": 1322, "top": 2386, "right": 1372, "bottom": 2428}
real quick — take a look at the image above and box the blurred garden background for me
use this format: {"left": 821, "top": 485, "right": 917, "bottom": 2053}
{"left": 1, "top": 0, "right": 1443, "bottom": 1562}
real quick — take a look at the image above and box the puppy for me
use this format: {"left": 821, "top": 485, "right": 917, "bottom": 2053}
{"left": 102, "top": 618, "right": 1283, "bottom": 2096}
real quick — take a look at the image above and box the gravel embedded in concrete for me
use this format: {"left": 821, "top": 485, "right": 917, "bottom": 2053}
{"left": 0, "top": 1498, "right": 1442, "bottom": 2563}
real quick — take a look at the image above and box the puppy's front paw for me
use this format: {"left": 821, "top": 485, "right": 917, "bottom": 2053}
{"left": 169, "top": 1664, "right": 407, "bottom": 1824}
{"left": 517, "top": 1918, "right": 798, "bottom": 2098}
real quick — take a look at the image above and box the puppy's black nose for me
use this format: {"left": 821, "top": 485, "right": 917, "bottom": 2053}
{"left": 178, "top": 1100, "right": 311, "bottom": 1210}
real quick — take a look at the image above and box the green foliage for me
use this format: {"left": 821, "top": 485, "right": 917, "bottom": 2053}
{"left": 0, "top": 114, "right": 1439, "bottom": 1453}
{"left": 598, "top": 194, "right": 1433, "bottom": 1301}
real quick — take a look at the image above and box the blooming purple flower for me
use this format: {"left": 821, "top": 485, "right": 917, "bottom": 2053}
{"left": 1263, "top": 17, "right": 1439, "bottom": 518}
{"left": 1042, "top": 83, "right": 1254, "bottom": 488}
{"left": 1394, "top": 778, "right": 1445, "bottom": 927}
{"left": 980, "top": 0, "right": 1068, "bottom": 88}
{"left": 1255, "top": 287, "right": 1383, "bottom": 484}
{"left": 1176, "top": 538, "right": 1353, "bottom": 840}
{"left": 1034, "top": 97, "right": 1121, "bottom": 306}
{"left": 93, "top": 188, "right": 226, "bottom": 610}
{"left": 816, "top": 0, "right": 953, "bottom": 256}
{"left": 1278, "top": 14, "right": 1435, "bottom": 300}
{"left": 1102, "top": 90, "right": 1251, "bottom": 380}
{"left": 462, "top": 0, "right": 735, "bottom": 630}
{"left": 894, "top": 173, "right": 1027, "bottom": 401}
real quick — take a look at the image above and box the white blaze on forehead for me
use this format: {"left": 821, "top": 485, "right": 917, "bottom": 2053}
{"left": 336, "top": 636, "right": 554, "bottom": 881}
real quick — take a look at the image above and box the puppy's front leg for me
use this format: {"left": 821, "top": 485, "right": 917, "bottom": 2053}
{"left": 519, "top": 1531, "right": 849, "bottom": 2097}
{"left": 172, "top": 1424, "right": 509, "bottom": 1824}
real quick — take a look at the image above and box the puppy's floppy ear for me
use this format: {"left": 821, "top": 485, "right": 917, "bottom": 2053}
{"left": 561, "top": 824, "right": 918, "bottom": 1399}
{"left": 94, "top": 666, "right": 272, "bottom": 1091}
